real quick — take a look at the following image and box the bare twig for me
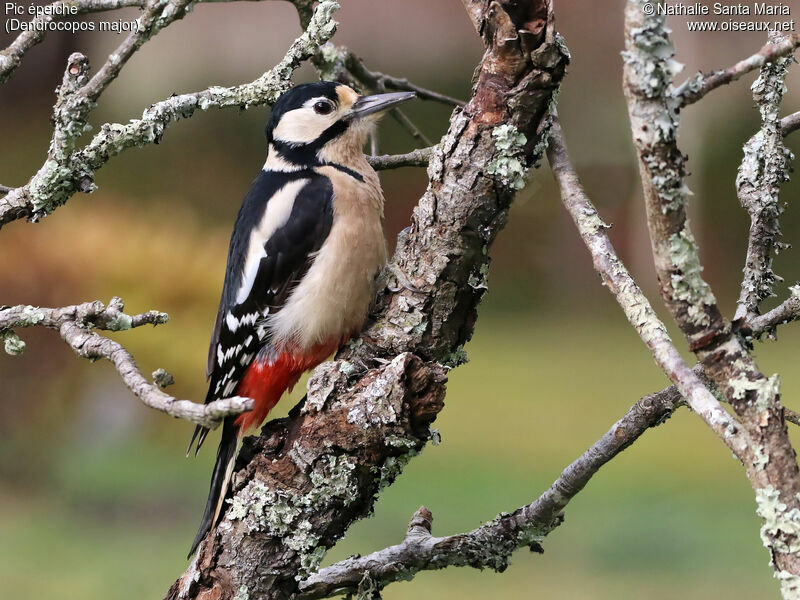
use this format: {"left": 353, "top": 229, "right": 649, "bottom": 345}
{"left": 675, "top": 33, "right": 799, "bottom": 107}
{"left": 0, "top": 0, "right": 143, "bottom": 84}
{"left": 314, "top": 44, "right": 448, "bottom": 148}
{"left": 0, "top": 0, "right": 311, "bottom": 85}
{"left": 781, "top": 110, "right": 800, "bottom": 137}
{"left": 547, "top": 121, "right": 747, "bottom": 450}
{"left": 734, "top": 33, "right": 793, "bottom": 323}
{"left": 341, "top": 47, "right": 465, "bottom": 107}
{"left": 785, "top": 408, "right": 800, "bottom": 427}
{"left": 0, "top": 0, "right": 340, "bottom": 228}
{"left": 80, "top": 0, "right": 195, "bottom": 104}
{"left": 0, "top": 184, "right": 11, "bottom": 194}
{"left": 298, "top": 385, "right": 682, "bottom": 598}
{"left": 367, "top": 147, "right": 433, "bottom": 170}
{"left": 748, "top": 285, "right": 800, "bottom": 337}
{"left": 0, "top": 298, "right": 253, "bottom": 427}
{"left": 375, "top": 72, "right": 465, "bottom": 107}
{"left": 388, "top": 107, "right": 433, "bottom": 147}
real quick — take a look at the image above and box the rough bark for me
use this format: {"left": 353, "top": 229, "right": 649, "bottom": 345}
{"left": 166, "top": 1, "right": 567, "bottom": 598}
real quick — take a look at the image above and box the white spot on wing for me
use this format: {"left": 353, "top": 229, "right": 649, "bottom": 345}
{"left": 225, "top": 312, "right": 239, "bottom": 332}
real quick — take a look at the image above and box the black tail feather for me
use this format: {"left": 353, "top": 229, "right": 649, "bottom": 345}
{"left": 186, "top": 424, "right": 211, "bottom": 457}
{"left": 188, "top": 417, "right": 238, "bottom": 558}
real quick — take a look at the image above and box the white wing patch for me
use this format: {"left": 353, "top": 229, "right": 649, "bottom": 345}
{"left": 224, "top": 311, "right": 262, "bottom": 334}
{"left": 235, "top": 178, "right": 310, "bottom": 304}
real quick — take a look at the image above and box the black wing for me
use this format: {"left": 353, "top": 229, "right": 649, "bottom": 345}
{"left": 188, "top": 170, "right": 333, "bottom": 453}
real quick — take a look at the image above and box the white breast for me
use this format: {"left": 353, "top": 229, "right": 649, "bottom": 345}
{"left": 267, "top": 164, "right": 387, "bottom": 352}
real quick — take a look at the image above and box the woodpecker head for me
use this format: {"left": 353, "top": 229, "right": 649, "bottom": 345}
{"left": 265, "top": 82, "right": 415, "bottom": 168}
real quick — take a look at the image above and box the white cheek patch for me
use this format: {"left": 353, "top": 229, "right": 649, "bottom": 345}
{"left": 273, "top": 107, "right": 336, "bottom": 144}
{"left": 235, "top": 179, "right": 309, "bottom": 304}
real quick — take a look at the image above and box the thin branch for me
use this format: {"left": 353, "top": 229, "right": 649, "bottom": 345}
{"left": 0, "top": 184, "right": 11, "bottom": 194}
{"left": 0, "top": 0, "right": 305, "bottom": 85}
{"left": 388, "top": 107, "right": 433, "bottom": 147}
{"left": 0, "top": 0, "right": 340, "bottom": 228}
{"left": 674, "top": 32, "right": 799, "bottom": 107}
{"left": 0, "top": 298, "right": 253, "bottom": 427}
{"left": 367, "top": 147, "right": 433, "bottom": 170}
{"left": 80, "top": 0, "right": 194, "bottom": 104}
{"left": 786, "top": 408, "right": 800, "bottom": 427}
{"left": 314, "top": 44, "right": 453, "bottom": 149}
{"left": 546, "top": 121, "right": 748, "bottom": 451}
{"left": 341, "top": 48, "right": 465, "bottom": 107}
{"left": 734, "top": 32, "right": 793, "bottom": 323}
{"left": 0, "top": 0, "right": 143, "bottom": 84}
{"left": 298, "top": 385, "right": 682, "bottom": 598}
{"left": 377, "top": 72, "right": 465, "bottom": 107}
{"left": 781, "top": 110, "right": 800, "bottom": 137}
{"left": 748, "top": 285, "right": 800, "bottom": 337}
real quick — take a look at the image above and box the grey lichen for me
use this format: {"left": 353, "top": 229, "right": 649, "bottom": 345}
{"left": 776, "top": 569, "right": 800, "bottom": 598}
{"left": 441, "top": 345, "right": 468, "bottom": 368}
{"left": 2, "top": 330, "right": 25, "bottom": 356}
{"left": 487, "top": 124, "right": 528, "bottom": 191}
{"left": 18, "top": 305, "right": 44, "bottom": 325}
{"left": 28, "top": 159, "right": 77, "bottom": 220}
{"left": 429, "top": 428, "right": 442, "bottom": 446}
{"left": 373, "top": 448, "right": 419, "bottom": 493}
{"left": 232, "top": 586, "right": 249, "bottom": 600}
{"left": 755, "top": 486, "right": 800, "bottom": 556}
{"left": 346, "top": 355, "right": 408, "bottom": 427}
{"left": 753, "top": 444, "right": 770, "bottom": 471}
{"left": 668, "top": 227, "right": 716, "bottom": 326}
{"left": 736, "top": 48, "right": 793, "bottom": 311}
{"left": 105, "top": 312, "right": 133, "bottom": 331}
{"left": 730, "top": 372, "right": 780, "bottom": 413}
{"left": 152, "top": 368, "right": 175, "bottom": 389}
{"left": 227, "top": 455, "right": 358, "bottom": 579}
{"left": 621, "top": 6, "right": 683, "bottom": 100}
{"left": 467, "top": 263, "right": 489, "bottom": 291}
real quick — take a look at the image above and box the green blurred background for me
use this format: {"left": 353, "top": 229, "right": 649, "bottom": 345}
{"left": 2, "top": 1, "right": 800, "bottom": 598}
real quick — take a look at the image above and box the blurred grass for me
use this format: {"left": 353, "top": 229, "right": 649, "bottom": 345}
{"left": 1, "top": 305, "right": 797, "bottom": 599}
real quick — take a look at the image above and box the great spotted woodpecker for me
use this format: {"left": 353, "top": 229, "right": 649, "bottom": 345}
{"left": 187, "top": 82, "right": 415, "bottom": 557}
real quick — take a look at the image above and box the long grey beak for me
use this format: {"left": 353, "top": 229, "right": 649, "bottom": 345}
{"left": 348, "top": 91, "right": 416, "bottom": 119}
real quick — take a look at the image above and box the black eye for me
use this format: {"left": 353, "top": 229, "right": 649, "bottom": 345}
{"left": 313, "top": 100, "right": 334, "bottom": 115}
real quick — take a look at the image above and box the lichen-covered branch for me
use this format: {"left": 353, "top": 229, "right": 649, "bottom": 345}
{"left": 0, "top": 0, "right": 311, "bottom": 85}
{"left": 547, "top": 121, "right": 747, "bottom": 450}
{"left": 734, "top": 33, "right": 794, "bottom": 323}
{"left": 674, "top": 32, "right": 799, "bottom": 107}
{"left": 367, "top": 147, "right": 433, "bottom": 170}
{"left": 0, "top": 0, "right": 340, "bottom": 228}
{"left": 166, "top": 2, "right": 567, "bottom": 598}
{"left": 81, "top": 0, "right": 195, "bottom": 104}
{"left": 623, "top": 3, "right": 800, "bottom": 595}
{"left": 298, "top": 385, "right": 681, "bottom": 599}
{"left": 0, "top": 298, "right": 252, "bottom": 427}
{"left": 0, "top": 0, "right": 143, "bottom": 84}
